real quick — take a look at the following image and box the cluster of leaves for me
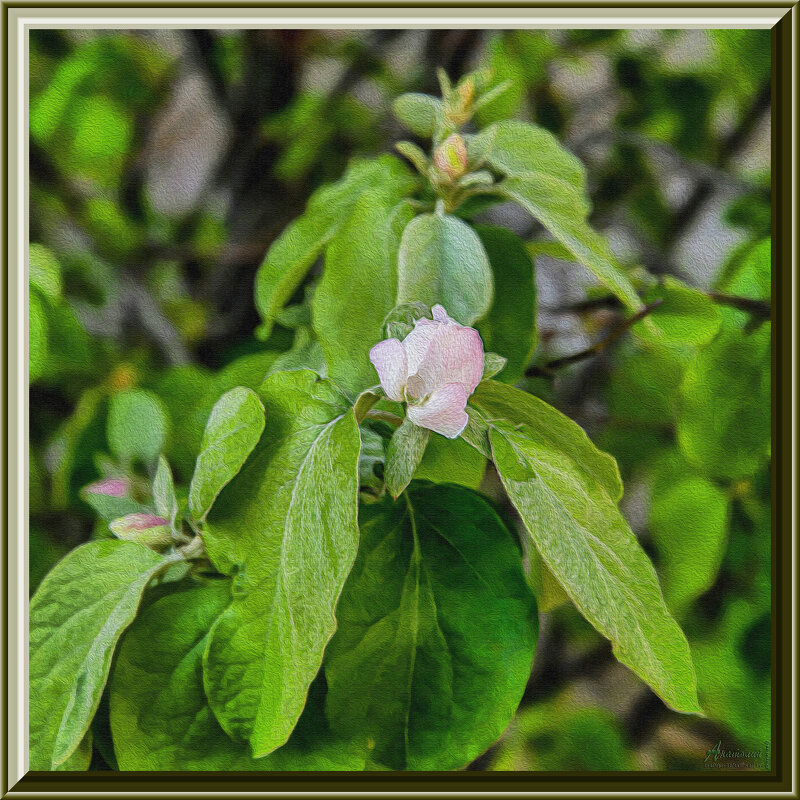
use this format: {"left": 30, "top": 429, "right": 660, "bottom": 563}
{"left": 30, "top": 65, "right": 711, "bottom": 772}
{"left": 29, "top": 29, "right": 771, "bottom": 773}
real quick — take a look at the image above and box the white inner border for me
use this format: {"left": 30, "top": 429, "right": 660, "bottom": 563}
{"left": 10, "top": 6, "right": 796, "bottom": 796}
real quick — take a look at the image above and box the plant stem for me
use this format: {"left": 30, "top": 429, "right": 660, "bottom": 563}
{"left": 525, "top": 299, "right": 663, "bottom": 378}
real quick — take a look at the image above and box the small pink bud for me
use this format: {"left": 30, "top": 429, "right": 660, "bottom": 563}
{"left": 109, "top": 513, "right": 171, "bottom": 549}
{"left": 83, "top": 478, "right": 130, "bottom": 498}
{"left": 433, "top": 134, "right": 468, "bottom": 180}
{"left": 369, "top": 305, "right": 484, "bottom": 439}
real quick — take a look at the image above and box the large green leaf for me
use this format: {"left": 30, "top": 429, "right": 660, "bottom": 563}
{"left": 470, "top": 381, "right": 700, "bottom": 713}
{"left": 110, "top": 579, "right": 363, "bottom": 770}
{"left": 29, "top": 540, "right": 174, "bottom": 769}
{"left": 188, "top": 387, "right": 265, "bottom": 521}
{"left": 413, "top": 432, "right": 486, "bottom": 489}
{"left": 499, "top": 175, "right": 641, "bottom": 311}
{"left": 202, "top": 370, "right": 361, "bottom": 757}
{"left": 677, "top": 324, "right": 770, "bottom": 481}
{"left": 324, "top": 484, "right": 538, "bottom": 770}
{"left": 254, "top": 156, "right": 416, "bottom": 339}
{"left": 312, "top": 195, "right": 414, "bottom": 394}
{"left": 483, "top": 119, "right": 586, "bottom": 189}
{"left": 475, "top": 225, "right": 537, "bottom": 383}
{"left": 397, "top": 212, "right": 493, "bottom": 326}
{"left": 469, "top": 381, "right": 623, "bottom": 501}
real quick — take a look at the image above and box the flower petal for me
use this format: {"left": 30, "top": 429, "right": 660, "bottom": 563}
{"left": 406, "top": 382, "right": 469, "bottom": 439}
{"left": 369, "top": 338, "right": 408, "bottom": 402}
{"left": 410, "top": 322, "right": 484, "bottom": 399}
{"left": 401, "top": 317, "right": 439, "bottom": 376}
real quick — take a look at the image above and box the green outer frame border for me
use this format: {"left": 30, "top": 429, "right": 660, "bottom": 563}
{"left": 2, "top": 3, "right": 795, "bottom": 796}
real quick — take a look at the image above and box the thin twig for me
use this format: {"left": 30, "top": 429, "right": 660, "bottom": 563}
{"left": 526, "top": 300, "right": 663, "bottom": 378}
{"left": 542, "top": 290, "right": 770, "bottom": 320}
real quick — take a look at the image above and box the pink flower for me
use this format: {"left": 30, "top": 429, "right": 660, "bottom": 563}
{"left": 369, "top": 305, "right": 484, "bottom": 438}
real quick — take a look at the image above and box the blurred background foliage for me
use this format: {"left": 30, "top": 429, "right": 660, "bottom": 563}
{"left": 29, "top": 28, "right": 771, "bottom": 771}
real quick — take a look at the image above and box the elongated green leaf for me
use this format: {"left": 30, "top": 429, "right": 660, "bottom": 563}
{"left": 469, "top": 380, "right": 623, "bottom": 501}
{"left": 499, "top": 175, "right": 641, "bottom": 311}
{"left": 392, "top": 93, "right": 443, "bottom": 138}
{"left": 188, "top": 387, "right": 265, "bottom": 521}
{"left": 153, "top": 455, "right": 178, "bottom": 530}
{"left": 325, "top": 484, "right": 538, "bottom": 770}
{"left": 475, "top": 225, "right": 537, "bottom": 383}
{"left": 484, "top": 119, "right": 586, "bottom": 189}
{"left": 312, "top": 195, "right": 414, "bottom": 394}
{"left": 677, "top": 324, "right": 770, "bottom": 480}
{"left": 110, "top": 580, "right": 365, "bottom": 770}
{"left": 29, "top": 540, "right": 174, "bottom": 769}
{"left": 384, "top": 418, "right": 430, "bottom": 498}
{"left": 483, "top": 390, "right": 701, "bottom": 713}
{"left": 254, "top": 156, "right": 416, "bottom": 339}
{"left": 202, "top": 370, "right": 361, "bottom": 757}
{"left": 397, "top": 212, "right": 493, "bottom": 326}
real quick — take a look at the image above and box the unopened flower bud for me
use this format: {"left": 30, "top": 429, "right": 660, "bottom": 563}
{"left": 109, "top": 513, "right": 172, "bottom": 550}
{"left": 433, "top": 134, "right": 468, "bottom": 181}
{"left": 83, "top": 477, "right": 130, "bottom": 498}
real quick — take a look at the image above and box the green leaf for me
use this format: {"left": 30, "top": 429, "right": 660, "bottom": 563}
{"left": 469, "top": 381, "right": 623, "bottom": 501}
{"left": 254, "top": 156, "right": 416, "bottom": 339}
{"left": 677, "top": 324, "right": 770, "bottom": 481}
{"left": 649, "top": 475, "right": 729, "bottom": 614}
{"left": 313, "top": 196, "right": 414, "bottom": 394}
{"left": 29, "top": 288, "right": 49, "bottom": 383}
{"left": 29, "top": 540, "right": 175, "bottom": 769}
{"left": 485, "top": 397, "right": 701, "bottom": 713}
{"left": 110, "top": 579, "right": 365, "bottom": 770}
{"left": 475, "top": 225, "right": 537, "bottom": 382}
{"left": 484, "top": 120, "right": 586, "bottom": 189}
{"left": 55, "top": 733, "right": 92, "bottom": 771}
{"left": 499, "top": 175, "right": 641, "bottom": 311}
{"left": 393, "top": 92, "right": 443, "bottom": 138}
{"left": 716, "top": 237, "right": 770, "bottom": 301}
{"left": 482, "top": 352, "right": 508, "bottom": 380}
{"left": 29, "top": 243, "right": 63, "bottom": 301}
{"left": 384, "top": 418, "right": 430, "bottom": 499}
{"left": 107, "top": 389, "right": 168, "bottom": 468}
{"left": 153, "top": 455, "right": 178, "bottom": 530}
{"left": 202, "top": 370, "right": 361, "bottom": 757}
{"left": 324, "top": 484, "right": 538, "bottom": 769}
{"left": 397, "top": 212, "right": 493, "bottom": 326}
{"left": 395, "top": 141, "right": 429, "bottom": 176}
{"left": 414, "top": 432, "right": 486, "bottom": 489}
{"left": 188, "top": 387, "right": 266, "bottom": 521}
{"left": 635, "top": 277, "right": 721, "bottom": 347}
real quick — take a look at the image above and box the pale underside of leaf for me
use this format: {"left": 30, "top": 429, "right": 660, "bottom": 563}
{"left": 202, "top": 370, "right": 361, "bottom": 758}
{"left": 489, "top": 422, "right": 701, "bottom": 715}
